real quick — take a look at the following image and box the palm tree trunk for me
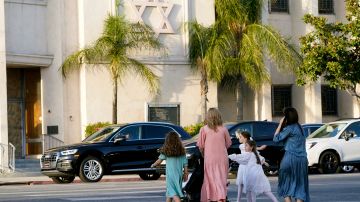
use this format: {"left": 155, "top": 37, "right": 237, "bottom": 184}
{"left": 112, "top": 79, "right": 118, "bottom": 124}
{"left": 200, "top": 61, "right": 208, "bottom": 121}
{"left": 236, "top": 78, "right": 244, "bottom": 121}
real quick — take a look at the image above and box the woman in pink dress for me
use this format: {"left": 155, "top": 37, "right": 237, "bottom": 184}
{"left": 197, "top": 108, "right": 232, "bottom": 202}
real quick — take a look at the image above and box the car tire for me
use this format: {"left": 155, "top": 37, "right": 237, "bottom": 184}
{"left": 79, "top": 156, "right": 104, "bottom": 183}
{"left": 318, "top": 151, "right": 340, "bottom": 174}
{"left": 139, "top": 172, "right": 161, "bottom": 180}
{"left": 341, "top": 165, "right": 355, "bottom": 173}
{"left": 51, "top": 176, "right": 75, "bottom": 184}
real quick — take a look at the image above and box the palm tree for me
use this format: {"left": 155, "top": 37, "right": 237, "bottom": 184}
{"left": 207, "top": 0, "right": 302, "bottom": 121}
{"left": 187, "top": 22, "right": 214, "bottom": 120}
{"left": 61, "top": 13, "right": 162, "bottom": 124}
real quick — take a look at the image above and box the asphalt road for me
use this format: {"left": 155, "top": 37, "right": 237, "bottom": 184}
{"left": 0, "top": 173, "right": 360, "bottom": 202}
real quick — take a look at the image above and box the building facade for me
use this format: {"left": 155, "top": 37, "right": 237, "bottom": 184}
{"left": 0, "top": 0, "right": 358, "bottom": 166}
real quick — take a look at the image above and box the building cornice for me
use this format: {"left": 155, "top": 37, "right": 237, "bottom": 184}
{"left": 6, "top": 53, "right": 54, "bottom": 67}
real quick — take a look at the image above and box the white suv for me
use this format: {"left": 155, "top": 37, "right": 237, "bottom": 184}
{"left": 306, "top": 119, "right": 360, "bottom": 174}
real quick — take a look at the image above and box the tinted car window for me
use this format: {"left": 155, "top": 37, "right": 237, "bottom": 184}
{"left": 253, "top": 122, "right": 277, "bottom": 141}
{"left": 230, "top": 123, "right": 252, "bottom": 137}
{"left": 343, "top": 122, "right": 360, "bottom": 137}
{"left": 309, "top": 123, "right": 347, "bottom": 138}
{"left": 142, "top": 125, "right": 174, "bottom": 139}
{"left": 117, "top": 125, "right": 141, "bottom": 140}
{"left": 83, "top": 126, "right": 120, "bottom": 142}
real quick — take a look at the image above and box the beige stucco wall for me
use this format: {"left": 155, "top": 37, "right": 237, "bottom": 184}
{"left": 266, "top": 0, "right": 353, "bottom": 124}
{"left": 61, "top": 0, "right": 217, "bottom": 140}
{"left": 1, "top": 0, "right": 357, "bottom": 150}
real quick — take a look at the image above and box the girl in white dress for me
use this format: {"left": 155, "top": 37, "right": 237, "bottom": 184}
{"left": 234, "top": 130, "right": 267, "bottom": 202}
{"left": 229, "top": 140, "right": 278, "bottom": 202}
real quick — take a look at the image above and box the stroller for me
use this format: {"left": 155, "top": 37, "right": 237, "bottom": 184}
{"left": 182, "top": 148, "right": 232, "bottom": 202}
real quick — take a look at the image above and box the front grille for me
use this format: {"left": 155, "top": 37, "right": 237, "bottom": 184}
{"left": 40, "top": 152, "right": 59, "bottom": 169}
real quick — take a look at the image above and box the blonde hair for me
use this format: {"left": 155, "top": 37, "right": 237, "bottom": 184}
{"left": 205, "top": 108, "right": 223, "bottom": 131}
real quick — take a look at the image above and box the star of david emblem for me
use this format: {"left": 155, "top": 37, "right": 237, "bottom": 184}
{"left": 130, "top": 0, "right": 175, "bottom": 37}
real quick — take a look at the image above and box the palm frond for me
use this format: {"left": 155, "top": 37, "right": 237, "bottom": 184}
{"left": 248, "top": 24, "right": 302, "bottom": 72}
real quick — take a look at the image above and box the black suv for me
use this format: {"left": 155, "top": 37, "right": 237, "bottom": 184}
{"left": 185, "top": 121, "right": 283, "bottom": 175}
{"left": 40, "top": 122, "right": 191, "bottom": 183}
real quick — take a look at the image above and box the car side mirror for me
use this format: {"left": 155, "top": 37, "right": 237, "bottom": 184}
{"left": 343, "top": 132, "right": 351, "bottom": 141}
{"left": 114, "top": 134, "right": 129, "bottom": 144}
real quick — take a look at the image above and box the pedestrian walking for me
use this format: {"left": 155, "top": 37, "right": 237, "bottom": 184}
{"left": 229, "top": 140, "right": 278, "bottom": 202}
{"left": 233, "top": 130, "right": 267, "bottom": 202}
{"left": 197, "top": 108, "right": 232, "bottom": 202}
{"left": 151, "top": 131, "right": 189, "bottom": 202}
{"left": 273, "top": 107, "right": 310, "bottom": 202}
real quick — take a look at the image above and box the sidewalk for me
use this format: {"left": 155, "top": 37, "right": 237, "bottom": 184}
{"left": 0, "top": 171, "right": 161, "bottom": 186}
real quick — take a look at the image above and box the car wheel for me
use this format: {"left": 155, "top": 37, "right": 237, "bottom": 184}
{"left": 51, "top": 176, "right": 75, "bottom": 184}
{"left": 79, "top": 156, "right": 104, "bottom": 183}
{"left": 139, "top": 172, "right": 161, "bottom": 180}
{"left": 318, "top": 151, "right": 340, "bottom": 174}
{"left": 341, "top": 165, "right": 355, "bottom": 173}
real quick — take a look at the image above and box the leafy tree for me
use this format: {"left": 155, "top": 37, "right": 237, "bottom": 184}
{"left": 60, "top": 4, "right": 162, "bottom": 124}
{"left": 298, "top": 0, "right": 360, "bottom": 103}
{"left": 207, "top": 0, "right": 301, "bottom": 121}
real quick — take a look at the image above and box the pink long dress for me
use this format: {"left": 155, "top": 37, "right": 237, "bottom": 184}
{"left": 197, "top": 125, "right": 232, "bottom": 201}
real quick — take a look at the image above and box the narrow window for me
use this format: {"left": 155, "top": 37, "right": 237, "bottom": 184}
{"left": 269, "top": 0, "right": 289, "bottom": 13}
{"left": 319, "top": 0, "right": 334, "bottom": 14}
{"left": 321, "top": 85, "right": 337, "bottom": 115}
{"left": 272, "top": 85, "right": 292, "bottom": 116}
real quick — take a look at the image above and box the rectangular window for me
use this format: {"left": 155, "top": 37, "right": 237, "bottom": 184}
{"left": 272, "top": 85, "right": 292, "bottom": 116}
{"left": 321, "top": 85, "right": 337, "bottom": 115}
{"left": 269, "top": 0, "right": 289, "bottom": 13}
{"left": 319, "top": 0, "right": 334, "bottom": 14}
{"left": 148, "top": 104, "right": 180, "bottom": 125}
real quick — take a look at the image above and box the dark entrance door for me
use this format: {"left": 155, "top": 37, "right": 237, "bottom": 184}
{"left": 7, "top": 68, "right": 42, "bottom": 158}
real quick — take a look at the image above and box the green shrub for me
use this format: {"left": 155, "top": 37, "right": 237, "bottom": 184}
{"left": 184, "top": 122, "right": 204, "bottom": 137}
{"left": 85, "top": 122, "right": 112, "bottom": 137}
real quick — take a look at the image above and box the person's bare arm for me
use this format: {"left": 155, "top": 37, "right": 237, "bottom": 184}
{"left": 151, "top": 159, "right": 163, "bottom": 168}
{"left": 274, "top": 117, "right": 285, "bottom": 136}
{"left": 257, "top": 145, "right": 267, "bottom": 151}
{"left": 183, "top": 166, "right": 189, "bottom": 182}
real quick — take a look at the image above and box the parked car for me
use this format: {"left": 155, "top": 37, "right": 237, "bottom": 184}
{"left": 306, "top": 119, "right": 360, "bottom": 174}
{"left": 185, "top": 121, "right": 282, "bottom": 176}
{"left": 302, "top": 123, "right": 324, "bottom": 137}
{"left": 40, "top": 122, "right": 192, "bottom": 183}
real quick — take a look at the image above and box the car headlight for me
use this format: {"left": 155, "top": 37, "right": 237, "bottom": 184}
{"left": 60, "top": 149, "right": 78, "bottom": 155}
{"left": 306, "top": 142, "right": 317, "bottom": 150}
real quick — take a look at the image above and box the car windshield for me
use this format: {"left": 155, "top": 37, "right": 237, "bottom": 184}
{"left": 82, "top": 126, "right": 121, "bottom": 142}
{"left": 308, "top": 123, "right": 347, "bottom": 139}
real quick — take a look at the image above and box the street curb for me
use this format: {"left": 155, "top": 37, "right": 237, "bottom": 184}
{"left": 0, "top": 176, "right": 166, "bottom": 186}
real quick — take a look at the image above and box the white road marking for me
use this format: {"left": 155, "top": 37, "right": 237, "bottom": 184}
{"left": 67, "top": 195, "right": 163, "bottom": 201}
{"left": 25, "top": 190, "right": 163, "bottom": 197}
{"left": 0, "top": 186, "right": 165, "bottom": 195}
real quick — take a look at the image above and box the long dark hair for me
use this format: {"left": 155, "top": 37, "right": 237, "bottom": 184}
{"left": 247, "top": 140, "right": 261, "bottom": 164}
{"left": 280, "top": 107, "right": 299, "bottom": 131}
{"left": 160, "top": 132, "right": 185, "bottom": 157}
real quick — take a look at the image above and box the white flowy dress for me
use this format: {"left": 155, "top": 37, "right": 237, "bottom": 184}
{"left": 236, "top": 144, "right": 246, "bottom": 186}
{"left": 229, "top": 152, "right": 272, "bottom": 195}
